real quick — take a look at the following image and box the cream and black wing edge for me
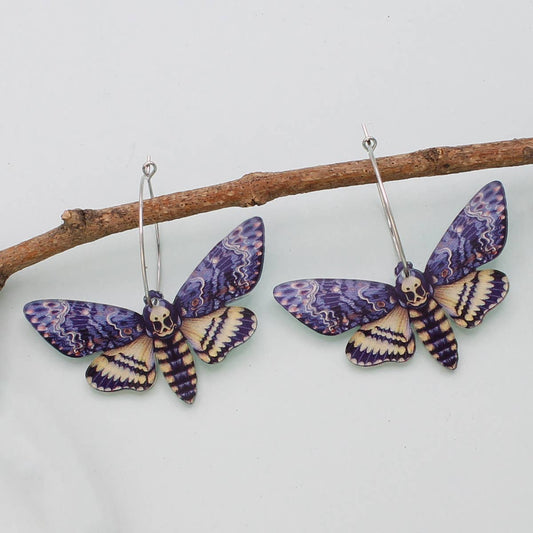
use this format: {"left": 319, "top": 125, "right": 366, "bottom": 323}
{"left": 86, "top": 335, "right": 156, "bottom": 392}
{"left": 180, "top": 306, "right": 257, "bottom": 364}
{"left": 346, "top": 305, "right": 415, "bottom": 366}
{"left": 433, "top": 269, "right": 509, "bottom": 329}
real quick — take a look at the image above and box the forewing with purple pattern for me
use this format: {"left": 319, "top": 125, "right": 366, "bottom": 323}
{"left": 425, "top": 181, "right": 507, "bottom": 286}
{"left": 175, "top": 217, "right": 264, "bottom": 318}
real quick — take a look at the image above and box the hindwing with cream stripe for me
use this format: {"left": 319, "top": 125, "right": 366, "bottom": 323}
{"left": 86, "top": 335, "right": 156, "bottom": 392}
{"left": 154, "top": 331, "right": 197, "bottom": 404}
{"left": 433, "top": 269, "right": 509, "bottom": 328}
{"left": 181, "top": 306, "right": 257, "bottom": 364}
{"left": 409, "top": 299, "right": 458, "bottom": 369}
{"left": 346, "top": 305, "right": 415, "bottom": 366}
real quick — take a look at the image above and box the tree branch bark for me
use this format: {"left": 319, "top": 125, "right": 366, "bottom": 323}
{"left": 1, "top": 137, "right": 532, "bottom": 290}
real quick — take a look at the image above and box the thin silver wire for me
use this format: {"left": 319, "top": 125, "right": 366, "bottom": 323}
{"left": 361, "top": 124, "right": 410, "bottom": 275}
{"left": 139, "top": 156, "right": 161, "bottom": 304}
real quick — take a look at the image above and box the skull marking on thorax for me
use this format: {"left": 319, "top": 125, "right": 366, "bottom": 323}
{"left": 400, "top": 276, "right": 428, "bottom": 307}
{"left": 394, "top": 264, "right": 432, "bottom": 309}
{"left": 149, "top": 305, "right": 176, "bottom": 337}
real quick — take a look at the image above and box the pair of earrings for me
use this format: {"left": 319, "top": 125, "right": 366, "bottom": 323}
{"left": 24, "top": 130, "right": 509, "bottom": 404}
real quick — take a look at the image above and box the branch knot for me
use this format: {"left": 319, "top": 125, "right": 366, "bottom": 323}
{"left": 62, "top": 209, "right": 87, "bottom": 230}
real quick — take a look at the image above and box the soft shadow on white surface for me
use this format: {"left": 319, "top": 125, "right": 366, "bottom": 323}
{"left": 1, "top": 2, "right": 533, "bottom": 532}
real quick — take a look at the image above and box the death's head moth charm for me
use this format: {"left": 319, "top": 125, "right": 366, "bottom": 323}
{"left": 25, "top": 216, "right": 264, "bottom": 403}
{"left": 274, "top": 133, "right": 508, "bottom": 370}
{"left": 24, "top": 163, "right": 265, "bottom": 403}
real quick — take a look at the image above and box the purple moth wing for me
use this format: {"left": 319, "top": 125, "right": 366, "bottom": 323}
{"left": 273, "top": 279, "right": 397, "bottom": 335}
{"left": 180, "top": 306, "right": 257, "bottom": 364}
{"left": 23, "top": 300, "right": 145, "bottom": 357}
{"left": 85, "top": 334, "right": 156, "bottom": 392}
{"left": 346, "top": 305, "right": 415, "bottom": 366}
{"left": 175, "top": 217, "right": 264, "bottom": 318}
{"left": 433, "top": 269, "right": 509, "bottom": 329}
{"left": 425, "top": 181, "right": 507, "bottom": 286}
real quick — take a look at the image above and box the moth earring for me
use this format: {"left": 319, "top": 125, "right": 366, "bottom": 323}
{"left": 24, "top": 158, "right": 265, "bottom": 403}
{"left": 274, "top": 127, "right": 509, "bottom": 369}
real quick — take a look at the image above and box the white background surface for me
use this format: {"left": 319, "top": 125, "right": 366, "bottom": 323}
{"left": 1, "top": 2, "right": 532, "bottom": 532}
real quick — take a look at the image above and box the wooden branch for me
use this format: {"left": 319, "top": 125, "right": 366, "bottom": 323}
{"left": 1, "top": 137, "right": 532, "bottom": 290}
